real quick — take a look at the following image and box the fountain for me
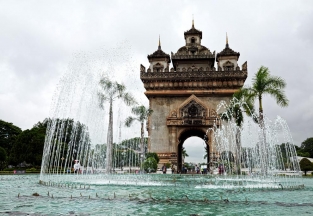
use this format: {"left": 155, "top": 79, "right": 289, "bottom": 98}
{"left": 39, "top": 47, "right": 303, "bottom": 192}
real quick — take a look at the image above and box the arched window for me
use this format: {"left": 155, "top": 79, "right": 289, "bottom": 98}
{"left": 222, "top": 61, "right": 235, "bottom": 71}
{"left": 153, "top": 62, "right": 164, "bottom": 72}
{"left": 191, "top": 37, "right": 196, "bottom": 43}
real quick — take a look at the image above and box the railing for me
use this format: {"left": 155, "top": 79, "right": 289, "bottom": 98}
{"left": 182, "top": 119, "right": 204, "bottom": 125}
{"left": 171, "top": 54, "right": 215, "bottom": 59}
{"left": 140, "top": 70, "right": 247, "bottom": 80}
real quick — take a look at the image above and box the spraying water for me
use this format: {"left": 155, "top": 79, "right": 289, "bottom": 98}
{"left": 40, "top": 48, "right": 302, "bottom": 189}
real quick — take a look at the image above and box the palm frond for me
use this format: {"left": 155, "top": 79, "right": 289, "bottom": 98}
{"left": 115, "top": 82, "right": 126, "bottom": 97}
{"left": 264, "top": 76, "right": 286, "bottom": 89}
{"left": 125, "top": 116, "right": 136, "bottom": 127}
{"left": 264, "top": 88, "right": 289, "bottom": 107}
{"left": 146, "top": 108, "right": 153, "bottom": 118}
{"left": 99, "top": 78, "right": 113, "bottom": 92}
{"left": 97, "top": 92, "right": 108, "bottom": 109}
{"left": 121, "top": 92, "right": 137, "bottom": 106}
{"left": 131, "top": 105, "right": 145, "bottom": 116}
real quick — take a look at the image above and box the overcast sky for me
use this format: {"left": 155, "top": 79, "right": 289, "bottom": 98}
{"left": 1, "top": 0, "right": 312, "bottom": 163}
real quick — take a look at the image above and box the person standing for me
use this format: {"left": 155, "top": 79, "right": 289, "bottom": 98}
{"left": 74, "top": 160, "right": 79, "bottom": 173}
{"left": 162, "top": 164, "right": 167, "bottom": 174}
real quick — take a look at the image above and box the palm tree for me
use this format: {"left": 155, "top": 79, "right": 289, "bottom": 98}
{"left": 98, "top": 77, "right": 136, "bottom": 173}
{"left": 181, "top": 147, "right": 189, "bottom": 164}
{"left": 248, "top": 66, "right": 288, "bottom": 127}
{"left": 125, "top": 105, "right": 153, "bottom": 164}
{"left": 220, "top": 87, "right": 256, "bottom": 174}
{"left": 182, "top": 147, "right": 189, "bottom": 158}
{"left": 248, "top": 66, "right": 288, "bottom": 175}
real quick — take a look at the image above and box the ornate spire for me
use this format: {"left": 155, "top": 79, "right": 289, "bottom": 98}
{"left": 148, "top": 36, "right": 171, "bottom": 63}
{"left": 226, "top": 32, "right": 229, "bottom": 48}
{"left": 216, "top": 33, "right": 240, "bottom": 61}
{"left": 184, "top": 15, "right": 202, "bottom": 39}
{"left": 158, "top": 35, "right": 161, "bottom": 50}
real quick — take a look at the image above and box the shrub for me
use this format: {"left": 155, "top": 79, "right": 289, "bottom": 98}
{"left": 143, "top": 157, "right": 157, "bottom": 173}
{"left": 26, "top": 167, "right": 37, "bottom": 172}
{"left": 299, "top": 158, "right": 313, "bottom": 176}
{"left": 145, "top": 152, "right": 159, "bottom": 164}
{"left": 4, "top": 168, "right": 15, "bottom": 171}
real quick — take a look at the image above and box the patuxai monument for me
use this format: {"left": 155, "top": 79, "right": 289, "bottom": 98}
{"left": 140, "top": 20, "right": 248, "bottom": 169}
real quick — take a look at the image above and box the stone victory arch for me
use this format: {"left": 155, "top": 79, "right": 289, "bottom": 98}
{"left": 140, "top": 21, "right": 247, "bottom": 169}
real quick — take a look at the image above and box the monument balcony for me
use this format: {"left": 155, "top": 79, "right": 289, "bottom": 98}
{"left": 166, "top": 118, "right": 219, "bottom": 126}
{"left": 171, "top": 53, "right": 215, "bottom": 59}
{"left": 182, "top": 119, "right": 204, "bottom": 125}
{"left": 140, "top": 70, "right": 247, "bottom": 81}
{"left": 157, "top": 153, "right": 173, "bottom": 159}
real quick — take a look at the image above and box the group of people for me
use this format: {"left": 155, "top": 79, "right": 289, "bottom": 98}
{"left": 161, "top": 164, "right": 177, "bottom": 174}
{"left": 161, "top": 164, "right": 206, "bottom": 174}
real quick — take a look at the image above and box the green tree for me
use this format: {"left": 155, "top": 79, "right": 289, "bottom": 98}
{"left": 98, "top": 78, "right": 136, "bottom": 173}
{"left": 299, "top": 158, "right": 313, "bottom": 176}
{"left": 146, "top": 152, "right": 159, "bottom": 164}
{"left": 125, "top": 105, "right": 153, "bottom": 161}
{"left": 248, "top": 66, "right": 289, "bottom": 127}
{"left": 0, "top": 119, "right": 22, "bottom": 157}
{"left": 40, "top": 118, "right": 91, "bottom": 173}
{"left": 0, "top": 146, "right": 7, "bottom": 170}
{"left": 10, "top": 121, "right": 48, "bottom": 166}
{"left": 301, "top": 137, "right": 313, "bottom": 158}
{"left": 143, "top": 157, "right": 157, "bottom": 173}
{"left": 182, "top": 147, "right": 189, "bottom": 158}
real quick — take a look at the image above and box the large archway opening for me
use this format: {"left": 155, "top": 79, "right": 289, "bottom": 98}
{"left": 177, "top": 129, "right": 209, "bottom": 172}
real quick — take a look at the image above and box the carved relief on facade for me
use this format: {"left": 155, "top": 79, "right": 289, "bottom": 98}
{"left": 210, "top": 109, "right": 217, "bottom": 117}
{"left": 167, "top": 120, "right": 180, "bottom": 125}
{"left": 153, "top": 63, "right": 164, "bottom": 72}
{"left": 223, "top": 61, "right": 235, "bottom": 71}
{"left": 242, "top": 61, "right": 247, "bottom": 71}
{"left": 166, "top": 95, "right": 212, "bottom": 126}
{"left": 171, "top": 110, "right": 177, "bottom": 117}
{"left": 140, "top": 64, "right": 146, "bottom": 72}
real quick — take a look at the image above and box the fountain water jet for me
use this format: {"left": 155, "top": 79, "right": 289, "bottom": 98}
{"left": 39, "top": 48, "right": 302, "bottom": 190}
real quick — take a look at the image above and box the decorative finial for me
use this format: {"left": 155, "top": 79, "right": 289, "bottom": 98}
{"left": 226, "top": 32, "right": 229, "bottom": 48}
{"left": 226, "top": 32, "right": 228, "bottom": 44}
{"left": 158, "top": 35, "right": 161, "bottom": 50}
{"left": 192, "top": 14, "right": 194, "bottom": 28}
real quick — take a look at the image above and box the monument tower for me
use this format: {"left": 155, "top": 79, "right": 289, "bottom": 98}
{"left": 140, "top": 20, "right": 247, "bottom": 169}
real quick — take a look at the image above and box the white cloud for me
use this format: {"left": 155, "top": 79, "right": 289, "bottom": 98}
{"left": 0, "top": 0, "right": 312, "bottom": 159}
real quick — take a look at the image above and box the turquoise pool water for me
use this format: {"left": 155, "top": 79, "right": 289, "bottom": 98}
{"left": 0, "top": 174, "right": 312, "bottom": 215}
